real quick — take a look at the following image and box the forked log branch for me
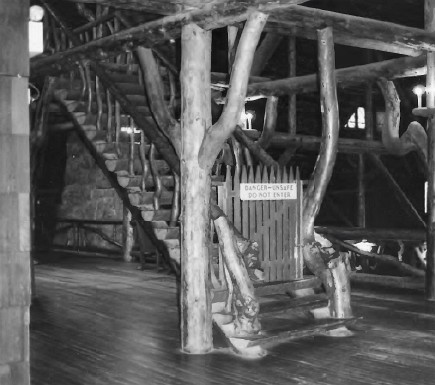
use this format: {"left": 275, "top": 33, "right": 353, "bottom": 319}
{"left": 199, "top": 12, "right": 268, "bottom": 170}
{"left": 377, "top": 78, "right": 427, "bottom": 165}
{"left": 136, "top": 47, "right": 182, "bottom": 157}
{"left": 233, "top": 126, "right": 279, "bottom": 168}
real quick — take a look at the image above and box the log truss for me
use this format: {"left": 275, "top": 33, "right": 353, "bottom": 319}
{"left": 34, "top": 1, "right": 434, "bottom": 78}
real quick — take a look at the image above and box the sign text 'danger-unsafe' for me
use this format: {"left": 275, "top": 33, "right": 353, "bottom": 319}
{"left": 240, "top": 183, "right": 297, "bottom": 201}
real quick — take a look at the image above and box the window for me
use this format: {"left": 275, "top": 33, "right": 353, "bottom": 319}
{"left": 345, "top": 107, "right": 365, "bottom": 129}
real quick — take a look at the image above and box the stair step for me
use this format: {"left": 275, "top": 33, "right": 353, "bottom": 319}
{"left": 126, "top": 94, "right": 148, "bottom": 106}
{"left": 63, "top": 100, "right": 108, "bottom": 114}
{"left": 100, "top": 143, "right": 151, "bottom": 159}
{"left": 107, "top": 72, "right": 141, "bottom": 84}
{"left": 85, "top": 129, "right": 107, "bottom": 142}
{"left": 106, "top": 158, "right": 170, "bottom": 174}
{"left": 254, "top": 276, "right": 322, "bottom": 297}
{"left": 99, "top": 62, "right": 140, "bottom": 73}
{"left": 259, "top": 294, "right": 328, "bottom": 317}
{"left": 141, "top": 209, "right": 172, "bottom": 221}
{"left": 53, "top": 83, "right": 106, "bottom": 100}
{"left": 231, "top": 318, "right": 358, "bottom": 349}
{"left": 105, "top": 158, "right": 143, "bottom": 173}
{"left": 73, "top": 111, "right": 131, "bottom": 126}
{"left": 116, "top": 171, "right": 174, "bottom": 189}
{"left": 116, "top": 82, "right": 146, "bottom": 96}
{"left": 152, "top": 223, "right": 179, "bottom": 240}
{"left": 164, "top": 239, "right": 180, "bottom": 265}
{"left": 128, "top": 190, "right": 174, "bottom": 207}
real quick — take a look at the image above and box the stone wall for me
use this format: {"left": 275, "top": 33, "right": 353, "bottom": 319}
{"left": 53, "top": 132, "right": 123, "bottom": 251}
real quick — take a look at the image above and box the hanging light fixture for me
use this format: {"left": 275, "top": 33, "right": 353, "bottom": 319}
{"left": 413, "top": 85, "right": 426, "bottom": 108}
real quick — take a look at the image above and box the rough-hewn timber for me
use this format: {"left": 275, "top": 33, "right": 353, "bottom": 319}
{"left": 246, "top": 55, "right": 427, "bottom": 98}
{"left": 267, "top": 5, "right": 435, "bottom": 56}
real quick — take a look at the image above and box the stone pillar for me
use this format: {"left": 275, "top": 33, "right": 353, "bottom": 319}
{"left": 0, "top": 1, "right": 31, "bottom": 384}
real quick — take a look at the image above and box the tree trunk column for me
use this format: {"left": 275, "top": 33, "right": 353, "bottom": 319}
{"left": 180, "top": 23, "right": 213, "bottom": 353}
{"left": 0, "top": 1, "right": 31, "bottom": 384}
{"left": 425, "top": 0, "right": 435, "bottom": 301}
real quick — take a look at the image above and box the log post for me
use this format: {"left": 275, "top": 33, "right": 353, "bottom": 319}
{"left": 0, "top": 1, "right": 31, "bottom": 384}
{"left": 180, "top": 23, "right": 213, "bottom": 354}
{"left": 358, "top": 69, "right": 374, "bottom": 228}
{"left": 302, "top": 27, "right": 352, "bottom": 318}
{"left": 426, "top": 0, "right": 435, "bottom": 300}
{"left": 357, "top": 155, "right": 366, "bottom": 228}
{"left": 278, "top": 32, "right": 297, "bottom": 166}
{"left": 122, "top": 206, "right": 134, "bottom": 262}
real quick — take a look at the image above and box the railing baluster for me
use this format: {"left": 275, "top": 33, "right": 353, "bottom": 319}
{"left": 84, "top": 61, "right": 93, "bottom": 115}
{"left": 60, "top": 30, "right": 67, "bottom": 51}
{"left": 129, "top": 118, "right": 135, "bottom": 176}
{"left": 106, "top": 89, "right": 113, "bottom": 143}
{"left": 170, "top": 173, "right": 180, "bottom": 226}
{"left": 115, "top": 100, "right": 121, "bottom": 156}
{"left": 139, "top": 131, "right": 148, "bottom": 191}
{"left": 95, "top": 75, "right": 103, "bottom": 130}
{"left": 168, "top": 70, "right": 177, "bottom": 116}
{"left": 149, "top": 143, "right": 162, "bottom": 210}
{"left": 43, "top": 14, "right": 53, "bottom": 53}
{"left": 78, "top": 62, "right": 87, "bottom": 100}
{"left": 75, "top": 3, "right": 95, "bottom": 22}
{"left": 50, "top": 16, "right": 61, "bottom": 52}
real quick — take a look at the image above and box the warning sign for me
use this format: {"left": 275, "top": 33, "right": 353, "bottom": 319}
{"left": 239, "top": 183, "right": 297, "bottom": 201}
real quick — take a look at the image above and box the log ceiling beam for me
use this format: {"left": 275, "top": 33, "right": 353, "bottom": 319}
{"left": 246, "top": 54, "right": 427, "bottom": 98}
{"left": 62, "top": 1, "right": 308, "bottom": 14}
{"left": 31, "top": 0, "right": 308, "bottom": 76}
{"left": 60, "top": 0, "right": 184, "bottom": 15}
{"left": 266, "top": 5, "right": 433, "bottom": 57}
{"left": 269, "top": 134, "right": 389, "bottom": 155}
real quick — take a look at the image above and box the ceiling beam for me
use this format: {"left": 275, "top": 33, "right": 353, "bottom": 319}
{"left": 269, "top": 134, "right": 389, "bottom": 155}
{"left": 31, "top": 0, "right": 308, "bottom": 77}
{"left": 246, "top": 54, "right": 427, "bottom": 98}
{"left": 59, "top": 0, "right": 184, "bottom": 15}
{"left": 266, "top": 5, "right": 432, "bottom": 56}
{"left": 59, "top": 0, "right": 310, "bottom": 15}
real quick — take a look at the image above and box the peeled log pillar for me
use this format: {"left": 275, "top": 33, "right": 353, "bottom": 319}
{"left": 302, "top": 27, "right": 352, "bottom": 318}
{"left": 179, "top": 24, "right": 213, "bottom": 353}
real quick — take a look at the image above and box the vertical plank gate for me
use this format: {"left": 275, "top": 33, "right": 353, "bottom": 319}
{"left": 217, "top": 165, "right": 304, "bottom": 282}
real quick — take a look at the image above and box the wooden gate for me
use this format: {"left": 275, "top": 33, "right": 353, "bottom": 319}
{"left": 217, "top": 165, "right": 304, "bottom": 282}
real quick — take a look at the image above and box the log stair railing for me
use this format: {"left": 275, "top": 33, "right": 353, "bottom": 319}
{"left": 52, "top": 69, "right": 182, "bottom": 268}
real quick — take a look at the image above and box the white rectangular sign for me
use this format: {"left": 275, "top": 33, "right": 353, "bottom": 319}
{"left": 240, "top": 183, "right": 297, "bottom": 201}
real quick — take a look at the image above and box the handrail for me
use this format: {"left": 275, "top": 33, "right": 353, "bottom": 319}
{"left": 42, "top": 2, "right": 178, "bottom": 222}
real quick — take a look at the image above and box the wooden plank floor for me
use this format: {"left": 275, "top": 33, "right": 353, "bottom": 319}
{"left": 30, "top": 254, "right": 435, "bottom": 385}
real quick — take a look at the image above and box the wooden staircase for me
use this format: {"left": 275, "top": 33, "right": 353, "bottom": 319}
{"left": 52, "top": 65, "right": 182, "bottom": 268}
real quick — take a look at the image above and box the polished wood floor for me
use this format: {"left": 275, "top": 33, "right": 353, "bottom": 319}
{"left": 30, "top": 253, "right": 435, "bottom": 385}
